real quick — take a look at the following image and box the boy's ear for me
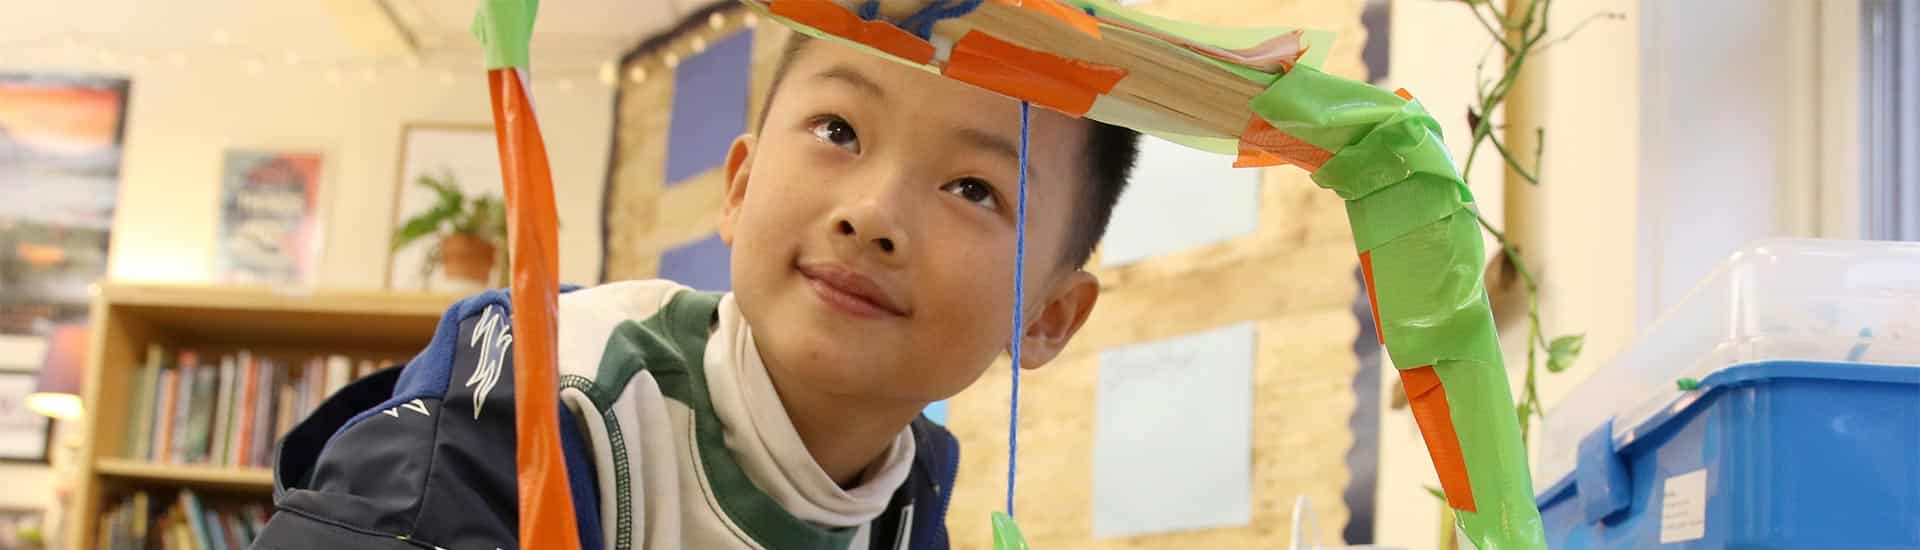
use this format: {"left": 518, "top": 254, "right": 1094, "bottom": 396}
{"left": 718, "top": 134, "right": 756, "bottom": 246}
{"left": 1016, "top": 270, "right": 1101, "bottom": 370}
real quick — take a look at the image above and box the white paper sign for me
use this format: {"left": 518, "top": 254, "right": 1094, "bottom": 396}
{"left": 1093, "top": 322, "right": 1255, "bottom": 538}
{"left": 1099, "top": 136, "right": 1260, "bottom": 268}
{"left": 1660, "top": 469, "right": 1709, "bottom": 543}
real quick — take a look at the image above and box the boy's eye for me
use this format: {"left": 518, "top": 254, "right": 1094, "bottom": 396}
{"left": 941, "top": 177, "right": 1001, "bottom": 211}
{"left": 808, "top": 116, "right": 860, "bottom": 154}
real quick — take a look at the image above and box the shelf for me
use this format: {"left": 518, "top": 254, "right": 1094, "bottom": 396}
{"left": 100, "top": 283, "right": 462, "bottom": 350}
{"left": 95, "top": 458, "right": 275, "bottom": 491}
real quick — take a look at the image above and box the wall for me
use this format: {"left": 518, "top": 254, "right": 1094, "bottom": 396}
{"left": 9, "top": 50, "right": 614, "bottom": 290}
{"left": 2, "top": 36, "right": 613, "bottom": 518}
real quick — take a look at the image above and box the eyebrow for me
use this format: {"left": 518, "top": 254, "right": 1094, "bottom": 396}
{"left": 953, "top": 126, "right": 1024, "bottom": 171}
{"left": 812, "top": 65, "right": 887, "bottom": 101}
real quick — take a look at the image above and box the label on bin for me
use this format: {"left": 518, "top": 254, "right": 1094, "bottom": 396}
{"left": 1659, "top": 469, "right": 1709, "bottom": 543}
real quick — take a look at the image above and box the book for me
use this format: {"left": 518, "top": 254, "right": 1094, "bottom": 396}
{"left": 211, "top": 355, "right": 236, "bottom": 467}
{"left": 185, "top": 360, "right": 217, "bottom": 463}
{"left": 326, "top": 354, "right": 351, "bottom": 398}
{"left": 155, "top": 367, "right": 179, "bottom": 464}
{"left": 275, "top": 370, "right": 295, "bottom": 452}
{"left": 128, "top": 345, "right": 162, "bottom": 462}
{"left": 232, "top": 351, "right": 258, "bottom": 467}
{"left": 251, "top": 359, "right": 277, "bottom": 468}
{"left": 177, "top": 490, "right": 210, "bottom": 550}
{"left": 135, "top": 491, "right": 151, "bottom": 550}
{"left": 169, "top": 352, "right": 198, "bottom": 464}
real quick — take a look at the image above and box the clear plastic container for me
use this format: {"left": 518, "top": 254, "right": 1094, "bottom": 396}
{"left": 1535, "top": 238, "right": 1920, "bottom": 487}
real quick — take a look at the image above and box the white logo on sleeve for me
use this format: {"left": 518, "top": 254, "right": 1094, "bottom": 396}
{"left": 467, "top": 305, "right": 514, "bottom": 419}
{"left": 381, "top": 399, "right": 432, "bottom": 418}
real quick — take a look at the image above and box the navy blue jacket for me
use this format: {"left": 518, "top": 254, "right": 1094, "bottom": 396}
{"left": 253, "top": 289, "right": 958, "bottom": 550}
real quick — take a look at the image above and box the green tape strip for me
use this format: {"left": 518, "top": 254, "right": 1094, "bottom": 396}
{"left": 1434, "top": 357, "right": 1548, "bottom": 549}
{"left": 473, "top": 0, "right": 540, "bottom": 69}
{"left": 990, "top": 512, "right": 1030, "bottom": 550}
{"left": 1367, "top": 214, "right": 1542, "bottom": 549}
{"left": 1364, "top": 212, "right": 1502, "bottom": 368}
{"left": 1342, "top": 176, "right": 1467, "bottom": 254}
{"left": 1311, "top": 101, "right": 1464, "bottom": 202}
{"left": 1252, "top": 64, "right": 1407, "bottom": 153}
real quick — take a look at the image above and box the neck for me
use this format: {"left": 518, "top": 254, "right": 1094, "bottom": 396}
{"left": 762, "top": 364, "right": 923, "bottom": 487}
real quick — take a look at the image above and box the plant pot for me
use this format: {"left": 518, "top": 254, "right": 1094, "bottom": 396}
{"left": 439, "top": 232, "right": 497, "bottom": 286}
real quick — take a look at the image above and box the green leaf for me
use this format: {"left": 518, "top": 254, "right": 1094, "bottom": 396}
{"left": 1546, "top": 333, "right": 1585, "bottom": 373}
{"left": 391, "top": 202, "right": 458, "bottom": 251}
{"left": 1425, "top": 486, "right": 1447, "bottom": 501}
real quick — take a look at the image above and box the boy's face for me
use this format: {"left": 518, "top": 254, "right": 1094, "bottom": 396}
{"left": 719, "top": 39, "right": 1100, "bottom": 406}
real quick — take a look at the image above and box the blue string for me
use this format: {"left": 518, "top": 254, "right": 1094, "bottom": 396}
{"left": 898, "top": 0, "right": 984, "bottom": 40}
{"left": 1007, "top": 100, "right": 1030, "bottom": 518}
{"left": 857, "top": 0, "right": 880, "bottom": 21}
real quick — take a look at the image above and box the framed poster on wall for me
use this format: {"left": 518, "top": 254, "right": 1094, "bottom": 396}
{"left": 385, "top": 123, "right": 507, "bottom": 293}
{"left": 0, "top": 371, "right": 50, "bottom": 463}
{"left": 0, "top": 73, "right": 130, "bottom": 335}
{"left": 215, "top": 149, "right": 325, "bottom": 285}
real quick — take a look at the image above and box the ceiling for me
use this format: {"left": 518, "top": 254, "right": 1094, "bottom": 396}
{"left": 0, "top": 0, "right": 722, "bottom": 78}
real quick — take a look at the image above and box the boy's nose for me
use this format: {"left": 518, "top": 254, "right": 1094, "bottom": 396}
{"left": 832, "top": 210, "right": 906, "bottom": 260}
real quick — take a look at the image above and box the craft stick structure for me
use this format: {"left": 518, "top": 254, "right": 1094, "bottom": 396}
{"left": 474, "top": 0, "right": 1547, "bottom": 548}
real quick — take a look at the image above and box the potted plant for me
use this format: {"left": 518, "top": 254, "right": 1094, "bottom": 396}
{"left": 390, "top": 170, "right": 507, "bottom": 290}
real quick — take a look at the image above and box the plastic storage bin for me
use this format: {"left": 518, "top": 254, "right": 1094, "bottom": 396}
{"left": 1535, "top": 239, "right": 1920, "bottom": 548}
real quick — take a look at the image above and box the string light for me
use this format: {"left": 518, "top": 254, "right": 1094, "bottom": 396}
{"left": 663, "top": 52, "right": 680, "bottom": 68}
{"left": 709, "top": 12, "right": 726, "bottom": 30}
{"left": 744, "top": 13, "right": 759, "bottom": 27}
{"left": 599, "top": 61, "right": 618, "bottom": 86}
{"left": 628, "top": 66, "right": 648, "bottom": 84}
{"left": 210, "top": 29, "right": 232, "bottom": 46}
{"left": 690, "top": 37, "right": 707, "bottom": 53}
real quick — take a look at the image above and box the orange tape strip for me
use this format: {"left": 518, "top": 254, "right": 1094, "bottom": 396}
{"left": 941, "top": 31, "right": 1126, "bottom": 116}
{"left": 1394, "top": 88, "right": 1414, "bottom": 100}
{"left": 771, "top": 0, "right": 936, "bottom": 65}
{"left": 488, "top": 68, "right": 580, "bottom": 550}
{"left": 1359, "top": 251, "right": 1385, "bottom": 345}
{"left": 988, "top": 0, "right": 1101, "bottom": 38}
{"left": 1234, "top": 115, "right": 1333, "bottom": 171}
{"left": 1401, "top": 365, "right": 1477, "bottom": 512}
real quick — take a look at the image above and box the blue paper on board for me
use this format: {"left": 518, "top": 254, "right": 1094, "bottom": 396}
{"left": 665, "top": 31, "right": 754, "bottom": 186}
{"left": 922, "top": 401, "right": 948, "bottom": 425}
{"left": 659, "top": 233, "right": 732, "bottom": 291}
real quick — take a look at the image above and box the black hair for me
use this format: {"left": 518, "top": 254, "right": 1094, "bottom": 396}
{"left": 761, "top": 35, "right": 1138, "bottom": 268}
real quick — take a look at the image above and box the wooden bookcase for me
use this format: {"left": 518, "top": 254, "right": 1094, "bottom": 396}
{"left": 66, "top": 284, "right": 458, "bottom": 550}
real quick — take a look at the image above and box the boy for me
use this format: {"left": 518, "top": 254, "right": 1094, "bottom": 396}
{"left": 256, "top": 34, "right": 1139, "bottom": 550}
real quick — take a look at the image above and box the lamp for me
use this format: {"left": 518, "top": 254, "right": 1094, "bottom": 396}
{"left": 27, "top": 323, "right": 88, "bottom": 420}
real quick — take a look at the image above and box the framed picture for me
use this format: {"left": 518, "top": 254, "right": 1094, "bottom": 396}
{"left": 385, "top": 123, "right": 507, "bottom": 292}
{"left": 215, "top": 149, "right": 325, "bottom": 285}
{"left": 0, "top": 508, "right": 44, "bottom": 549}
{"left": 0, "top": 73, "right": 130, "bottom": 336}
{"left": 0, "top": 371, "right": 51, "bottom": 463}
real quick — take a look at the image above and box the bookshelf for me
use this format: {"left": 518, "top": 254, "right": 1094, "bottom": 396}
{"left": 68, "top": 284, "right": 458, "bottom": 550}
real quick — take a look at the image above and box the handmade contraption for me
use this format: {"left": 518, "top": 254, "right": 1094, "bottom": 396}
{"left": 474, "top": 0, "right": 1547, "bottom": 548}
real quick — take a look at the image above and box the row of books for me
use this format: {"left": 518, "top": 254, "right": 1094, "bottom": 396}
{"left": 97, "top": 490, "right": 268, "bottom": 550}
{"left": 123, "top": 346, "right": 401, "bottom": 468}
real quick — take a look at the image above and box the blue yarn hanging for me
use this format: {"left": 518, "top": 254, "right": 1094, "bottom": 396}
{"left": 1006, "top": 100, "right": 1030, "bottom": 517}
{"left": 856, "top": 0, "right": 985, "bottom": 39}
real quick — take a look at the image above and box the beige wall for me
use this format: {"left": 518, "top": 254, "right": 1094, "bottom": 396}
{"left": 11, "top": 51, "right": 614, "bottom": 290}
{"left": 3, "top": 43, "right": 614, "bottom": 516}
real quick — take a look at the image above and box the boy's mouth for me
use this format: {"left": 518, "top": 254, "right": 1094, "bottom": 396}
{"left": 796, "top": 262, "right": 908, "bottom": 319}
